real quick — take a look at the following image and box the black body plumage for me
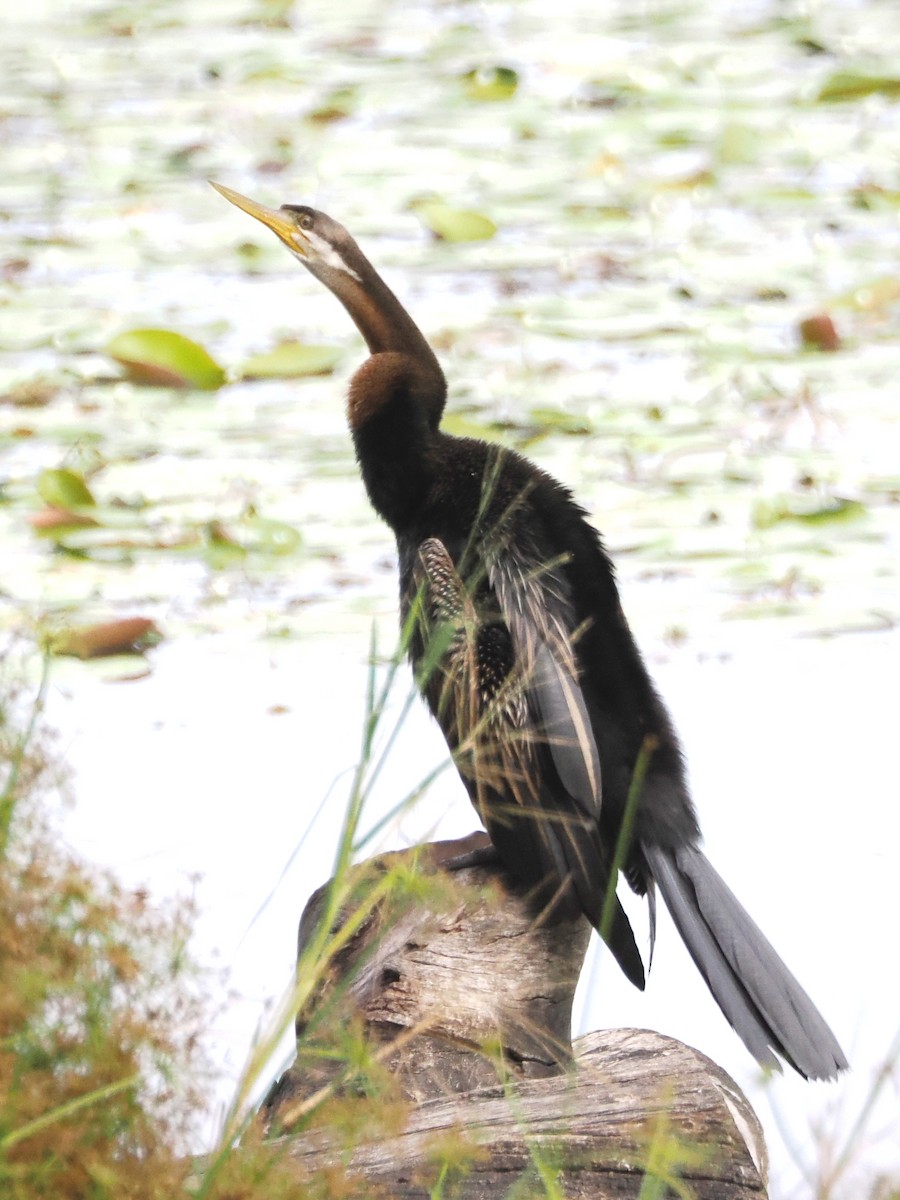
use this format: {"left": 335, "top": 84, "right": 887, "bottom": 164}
{"left": 213, "top": 186, "right": 848, "bottom": 1081}
{"left": 359, "top": 412, "right": 846, "bottom": 1081}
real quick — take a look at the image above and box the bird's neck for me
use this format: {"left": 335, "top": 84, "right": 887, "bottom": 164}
{"left": 350, "top": 263, "right": 438, "bottom": 366}
{"left": 348, "top": 352, "right": 441, "bottom": 530}
{"left": 314, "top": 254, "right": 446, "bottom": 412}
{"left": 334, "top": 253, "right": 448, "bottom": 437}
{"left": 309, "top": 244, "right": 449, "bottom": 527}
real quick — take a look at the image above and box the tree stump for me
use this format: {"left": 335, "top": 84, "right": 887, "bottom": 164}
{"left": 261, "top": 834, "right": 768, "bottom": 1199}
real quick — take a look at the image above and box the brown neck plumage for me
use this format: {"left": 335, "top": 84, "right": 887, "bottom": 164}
{"left": 304, "top": 247, "right": 447, "bottom": 433}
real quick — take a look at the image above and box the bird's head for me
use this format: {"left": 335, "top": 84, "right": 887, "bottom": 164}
{"left": 210, "top": 181, "right": 362, "bottom": 282}
{"left": 210, "top": 180, "right": 446, "bottom": 414}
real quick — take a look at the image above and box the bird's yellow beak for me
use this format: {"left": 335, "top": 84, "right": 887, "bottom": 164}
{"left": 209, "top": 181, "right": 307, "bottom": 256}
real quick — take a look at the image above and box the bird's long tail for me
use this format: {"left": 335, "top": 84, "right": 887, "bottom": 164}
{"left": 642, "top": 841, "right": 847, "bottom": 1080}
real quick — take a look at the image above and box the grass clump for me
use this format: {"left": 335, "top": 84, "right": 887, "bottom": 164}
{"left": 0, "top": 662, "right": 201, "bottom": 1196}
{"left": 0, "top": 648, "right": 468, "bottom": 1200}
{"left": 0, "top": 659, "right": 324, "bottom": 1199}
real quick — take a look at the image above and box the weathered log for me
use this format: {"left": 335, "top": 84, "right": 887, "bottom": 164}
{"left": 261, "top": 835, "right": 768, "bottom": 1198}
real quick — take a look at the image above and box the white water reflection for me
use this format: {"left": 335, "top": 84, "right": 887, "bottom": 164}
{"left": 49, "top": 623, "right": 898, "bottom": 1197}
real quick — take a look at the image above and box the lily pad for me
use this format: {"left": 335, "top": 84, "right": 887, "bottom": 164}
{"left": 798, "top": 313, "right": 841, "bottom": 352}
{"left": 37, "top": 467, "right": 96, "bottom": 510}
{"left": 201, "top": 514, "right": 302, "bottom": 569}
{"left": 202, "top": 520, "right": 246, "bottom": 569}
{"left": 105, "top": 328, "right": 226, "bottom": 390}
{"left": 48, "top": 617, "right": 162, "bottom": 659}
{"left": 461, "top": 66, "right": 519, "bottom": 102}
{"left": 816, "top": 71, "right": 900, "bottom": 103}
{"left": 412, "top": 200, "right": 497, "bottom": 243}
{"left": 837, "top": 277, "right": 900, "bottom": 313}
{"left": 528, "top": 407, "right": 593, "bottom": 436}
{"left": 29, "top": 507, "right": 100, "bottom": 536}
{"left": 753, "top": 496, "right": 867, "bottom": 531}
{"left": 440, "top": 413, "right": 503, "bottom": 442}
{"left": 307, "top": 86, "right": 358, "bottom": 124}
{"left": 239, "top": 341, "right": 343, "bottom": 379}
{"left": 241, "top": 515, "right": 303, "bottom": 556}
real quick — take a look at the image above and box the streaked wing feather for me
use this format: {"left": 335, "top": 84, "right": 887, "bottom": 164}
{"left": 532, "top": 638, "right": 602, "bottom": 816}
{"left": 487, "top": 552, "right": 602, "bottom": 822}
{"left": 414, "top": 536, "right": 644, "bottom": 990}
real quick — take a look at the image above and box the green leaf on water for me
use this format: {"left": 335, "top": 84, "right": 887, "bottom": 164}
{"left": 461, "top": 66, "right": 519, "bottom": 102}
{"left": 201, "top": 514, "right": 302, "bottom": 569}
{"left": 528, "top": 407, "right": 593, "bottom": 436}
{"left": 37, "top": 468, "right": 96, "bottom": 510}
{"left": 202, "top": 520, "right": 246, "bottom": 570}
{"left": 816, "top": 71, "right": 900, "bottom": 103}
{"left": 239, "top": 341, "right": 343, "bottom": 379}
{"left": 105, "top": 329, "right": 226, "bottom": 391}
{"left": 241, "top": 515, "right": 302, "bottom": 557}
{"left": 440, "top": 413, "right": 503, "bottom": 441}
{"left": 835, "top": 276, "right": 900, "bottom": 313}
{"left": 753, "top": 496, "right": 867, "bottom": 530}
{"left": 796, "top": 498, "right": 867, "bottom": 525}
{"left": 412, "top": 200, "right": 497, "bottom": 243}
{"left": 851, "top": 183, "right": 900, "bottom": 211}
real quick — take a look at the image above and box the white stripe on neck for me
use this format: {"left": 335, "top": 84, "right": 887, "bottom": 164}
{"left": 291, "top": 230, "right": 361, "bottom": 281}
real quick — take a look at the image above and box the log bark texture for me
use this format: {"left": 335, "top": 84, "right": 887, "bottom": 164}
{"left": 262, "top": 836, "right": 768, "bottom": 1198}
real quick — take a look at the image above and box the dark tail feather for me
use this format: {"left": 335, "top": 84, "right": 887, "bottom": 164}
{"left": 581, "top": 879, "right": 646, "bottom": 992}
{"left": 644, "top": 842, "right": 847, "bottom": 1080}
{"left": 484, "top": 796, "right": 647, "bottom": 991}
{"left": 540, "top": 813, "right": 647, "bottom": 992}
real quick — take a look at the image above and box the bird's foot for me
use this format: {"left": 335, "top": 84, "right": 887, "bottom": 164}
{"left": 441, "top": 844, "right": 501, "bottom": 873}
{"left": 425, "top": 831, "right": 498, "bottom": 874}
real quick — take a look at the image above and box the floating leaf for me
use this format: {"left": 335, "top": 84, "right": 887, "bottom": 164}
{"left": 29, "top": 507, "right": 99, "bottom": 535}
{"left": 798, "top": 313, "right": 841, "bottom": 352}
{"left": 795, "top": 498, "right": 867, "bottom": 525}
{"left": 851, "top": 183, "right": 900, "bottom": 211}
{"left": 241, "top": 516, "right": 302, "bottom": 557}
{"left": 816, "top": 71, "right": 900, "bottom": 103}
{"left": 660, "top": 168, "right": 717, "bottom": 192}
{"left": 201, "top": 514, "right": 301, "bottom": 568}
{"left": 239, "top": 341, "right": 343, "bottom": 379}
{"left": 307, "top": 86, "right": 358, "bottom": 124}
{"left": 838, "top": 276, "right": 900, "bottom": 313}
{"left": 528, "top": 407, "right": 593, "bottom": 436}
{"left": 202, "top": 520, "right": 246, "bottom": 569}
{"left": 753, "top": 496, "right": 866, "bottom": 530}
{"left": 440, "top": 413, "right": 503, "bottom": 441}
{"left": 412, "top": 200, "right": 497, "bottom": 243}
{"left": 106, "top": 328, "right": 226, "bottom": 390}
{"left": 37, "top": 467, "right": 95, "bottom": 510}
{"left": 461, "top": 66, "right": 518, "bottom": 102}
{"left": 48, "top": 617, "right": 161, "bottom": 659}
{"left": 4, "top": 378, "right": 60, "bottom": 408}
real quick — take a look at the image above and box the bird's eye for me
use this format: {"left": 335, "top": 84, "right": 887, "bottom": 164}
{"left": 298, "top": 214, "right": 313, "bottom": 231}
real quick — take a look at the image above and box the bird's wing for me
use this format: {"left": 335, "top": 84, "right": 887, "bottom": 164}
{"left": 411, "top": 535, "right": 643, "bottom": 988}
{"left": 485, "top": 543, "right": 644, "bottom": 988}
{"left": 486, "top": 546, "right": 602, "bottom": 821}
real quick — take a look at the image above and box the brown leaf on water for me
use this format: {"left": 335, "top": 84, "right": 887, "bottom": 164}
{"left": 798, "top": 313, "right": 842, "bottom": 352}
{"left": 29, "top": 507, "right": 100, "bottom": 533}
{"left": 49, "top": 618, "right": 162, "bottom": 660}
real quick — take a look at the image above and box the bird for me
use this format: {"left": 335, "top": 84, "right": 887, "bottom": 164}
{"left": 210, "top": 181, "right": 848, "bottom": 1081}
